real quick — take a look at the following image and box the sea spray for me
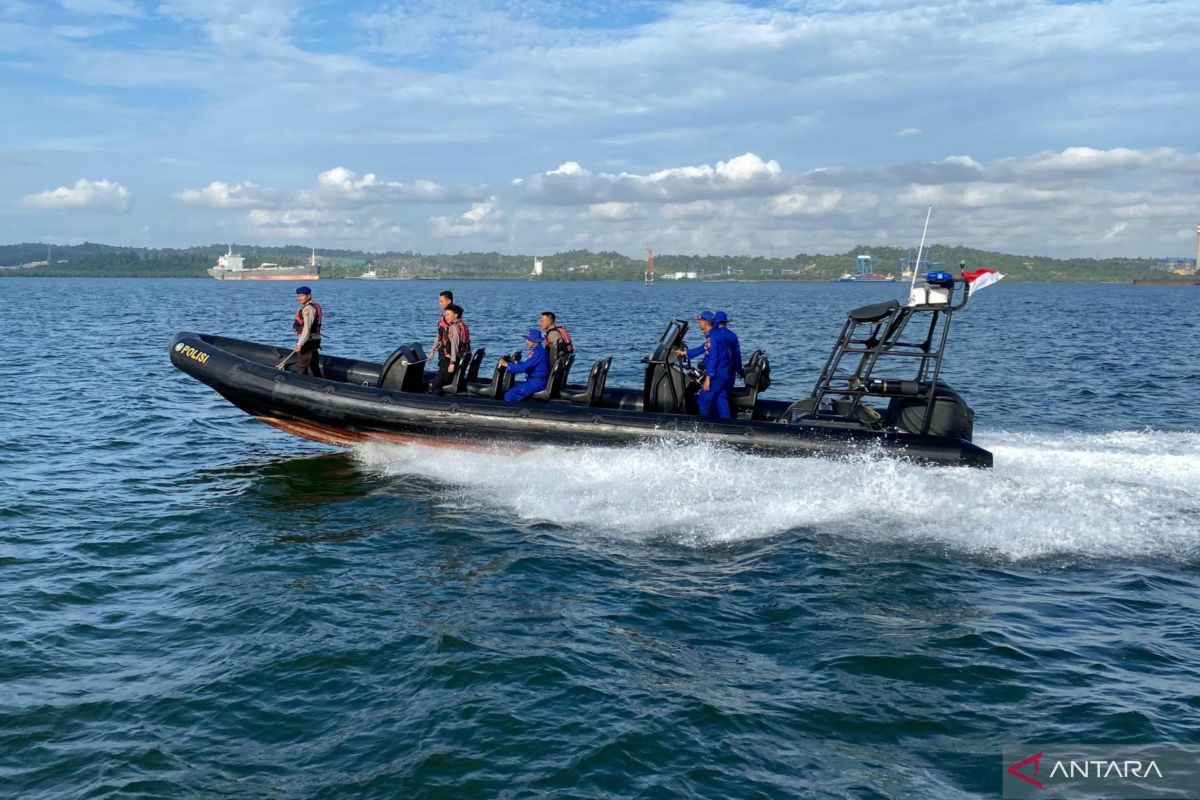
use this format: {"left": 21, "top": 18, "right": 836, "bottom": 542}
{"left": 354, "top": 430, "right": 1200, "bottom": 560}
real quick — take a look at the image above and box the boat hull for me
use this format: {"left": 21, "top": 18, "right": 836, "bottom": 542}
{"left": 169, "top": 333, "right": 993, "bottom": 468}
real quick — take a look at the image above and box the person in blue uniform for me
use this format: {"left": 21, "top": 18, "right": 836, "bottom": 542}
{"left": 677, "top": 310, "right": 733, "bottom": 419}
{"left": 713, "top": 310, "right": 743, "bottom": 378}
{"left": 498, "top": 328, "right": 550, "bottom": 402}
{"left": 680, "top": 309, "right": 715, "bottom": 362}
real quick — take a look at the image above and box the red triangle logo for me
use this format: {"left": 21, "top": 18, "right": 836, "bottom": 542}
{"left": 1008, "top": 752, "right": 1045, "bottom": 789}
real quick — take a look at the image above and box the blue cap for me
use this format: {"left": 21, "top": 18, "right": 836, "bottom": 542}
{"left": 713, "top": 310, "right": 729, "bottom": 324}
{"left": 295, "top": 285, "right": 312, "bottom": 295}
{"left": 525, "top": 328, "right": 544, "bottom": 343}
{"left": 694, "top": 309, "right": 715, "bottom": 323}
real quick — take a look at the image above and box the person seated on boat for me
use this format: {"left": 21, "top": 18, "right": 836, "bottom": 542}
{"left": 539, "top": 311, "right": 574, "bottom": 363}
{"left": 498, "top": 328, "right": 550, "bottom": 402}
{"left": 291, "top": 285, "right": 323, "bottom": 378}
{"left": 429, "top": 290, "right": 453, "bottom": 359}
{"left": 428, "top": 303, "right": 470, "bottom": 395}
{"left": 713, "top": 310, "right": 744, "bottom": 379}
{"left": 676, "top": 309, "right": 733, "bottom": 420}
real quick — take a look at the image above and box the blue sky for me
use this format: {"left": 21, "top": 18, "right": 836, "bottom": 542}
{"left": 1, "top": 0, "right": 1197, "bottom": 257}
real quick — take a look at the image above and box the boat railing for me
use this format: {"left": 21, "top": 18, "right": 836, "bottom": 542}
{"left": 800, "top": 275, "right": 973, "bottom": 433}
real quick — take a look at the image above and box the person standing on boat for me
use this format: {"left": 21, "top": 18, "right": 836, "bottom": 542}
{"left": 291, "top": 285, "right": 323, "bottom": 378}
{"left": 713, "top": 310, "right": 743, "bottom": 378}
{"left": 539, "top": 311, "right": 574, "bottom": 363}
{"left": 429, "top": 303, "right": 469, "bottom": 395}
{"left": 679, "top": 309, "right": 715, "bottom": 363}
{"left": 677, "top": 309, "right": 732, "bottom": 420}
{"left": 429, "top": 290, "right": 453, "bottom": 360}
{"left": 498, "top": 328, "right": 550, "bottom": 402}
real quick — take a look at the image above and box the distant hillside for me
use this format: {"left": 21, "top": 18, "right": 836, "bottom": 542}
{"left": 0, "top": 241, "right": 1188, "bottom": 283}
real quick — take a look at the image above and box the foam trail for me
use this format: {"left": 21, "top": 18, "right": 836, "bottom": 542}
{"left": 353, "top": 430, "right": 1200, "bottom": 560}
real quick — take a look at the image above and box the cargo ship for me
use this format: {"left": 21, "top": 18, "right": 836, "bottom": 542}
{"left": 208, "top": 246, "right": 320, "bottom": 281}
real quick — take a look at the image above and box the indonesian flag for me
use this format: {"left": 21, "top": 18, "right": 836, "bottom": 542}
{"left": 962, "top": 267, "right": 1004, "bottom": 293}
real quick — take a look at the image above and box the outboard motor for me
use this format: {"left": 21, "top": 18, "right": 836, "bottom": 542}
{"left": 377, "top": 343, "right": 428, "bottom": 392}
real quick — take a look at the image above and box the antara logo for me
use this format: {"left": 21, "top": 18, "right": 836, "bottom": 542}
{"left": 1048, "top": 760, "right": 1163, "bottom": 780}
{"left": 1008, "top": 752, "right": 1044, "bottom": 789}
{"left": 1008, "top": 751, "right": 1165, "bottom": 789}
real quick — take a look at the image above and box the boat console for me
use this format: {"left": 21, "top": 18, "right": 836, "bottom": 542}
{"left": 641, "top": 319, "right": 698, "bottom": 414}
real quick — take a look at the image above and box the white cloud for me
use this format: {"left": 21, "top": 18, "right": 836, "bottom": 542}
{"left": 579, "top": 202, "right": 645, "bottom": 222}
{"left": 23, "top": 178, "right": 131, "bottom": 212}
{"left": 661, "top": 200, "right": 719, "bottom": 221}
{"left": 246, "top": 208, "right": 343, "bottom": 227}
{"left": 768, "top": 190, "right": 848, "bottom": 217}
{"left": 178, "top": 168, "right": 487, "bottom": 211}
{"left": 515, "top": 153, "right": 785, "bottom": 205}
{"left": 1004, "top": 146, "right": 1200, "bottom": 178}
{"left": 431, "top": 197, "right": 506, "bottom": 239}
{"left": 59, "top": 0, "right": 142, "bottom": 17}
{"left": 176, "top": 180, "right": 270, "bottom": 208}
{"left": 895, "top": 127, "right": 922, "bottom": 138}
{"left": 1101, "top": 220, "right": 1129, "bottom": 241}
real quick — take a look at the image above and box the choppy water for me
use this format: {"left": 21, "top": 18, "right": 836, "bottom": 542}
{"left": 2, "top": 278, "right": 1198, "bottom": 798}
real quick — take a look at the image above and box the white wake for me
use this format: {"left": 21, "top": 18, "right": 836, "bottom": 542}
{"left": 353, "top": 430, "right": 1200, "bottom": 560}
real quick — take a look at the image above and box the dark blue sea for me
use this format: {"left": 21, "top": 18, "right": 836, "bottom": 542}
{"left": 2, "top": 278, "right": 1198, "bottom": 799}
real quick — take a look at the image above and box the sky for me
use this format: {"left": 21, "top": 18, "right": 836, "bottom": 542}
{"left": 1, "top": 0, "right": 1198, "bottom": 258}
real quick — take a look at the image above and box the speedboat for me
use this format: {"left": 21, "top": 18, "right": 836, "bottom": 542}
{"left": 170, "top": 273, "right": 993, "bottom": 467}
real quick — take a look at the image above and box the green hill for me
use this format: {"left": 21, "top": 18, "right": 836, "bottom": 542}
{"left": 0, "top": 241, "right": 1188, "bottom": 282}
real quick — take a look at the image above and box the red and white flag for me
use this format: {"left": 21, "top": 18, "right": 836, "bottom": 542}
{"left": 962, "top": 268, "right": 1004, "bottom": 294}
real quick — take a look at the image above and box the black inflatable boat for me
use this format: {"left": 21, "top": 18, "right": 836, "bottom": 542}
{"left": 170, "top": 275, "right": 993, "bottom": 467}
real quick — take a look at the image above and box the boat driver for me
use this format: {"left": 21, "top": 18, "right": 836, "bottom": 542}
{"left": 498, "top": 328, "right": 550, "bottom": 402}
{"left": 676, "top": 309, "right": 732, "bottom": 420}
{"left": 292, "top": 285, "right": 323, "bottom": 378}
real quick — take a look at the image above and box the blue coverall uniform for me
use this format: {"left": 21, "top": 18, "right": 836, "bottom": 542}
{"left": 717, "top": 324, "right": 743, "bottom": 378}
{"left": 504, "top": 345, "right": 550, "bottom": 401}
{"left": 696, "top": 331, "right": 734, "bottom": 420}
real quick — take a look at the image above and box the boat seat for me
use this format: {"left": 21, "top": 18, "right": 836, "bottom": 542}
{"left": 466, "top": 348, "right": 486, "bottom": 382}
{"left": 528, "top": 354, "right": 574, "bottom": 402}
{"left": 444, "top": 348, "right": 486, "bottom": 394}
{"left": 441, "top": 350, "right": 475, "bottom": 394}
{"left": 848, "top": 299, "right": 901, "bottom": 323}
{"left": 731, "top": 350, "right": 770, "bottom": 410}
{"left": 562, "top": 357, "right": 612, "bottom": 406}
{"left": 465, "top": 351, "right": 519, "bottom": 398}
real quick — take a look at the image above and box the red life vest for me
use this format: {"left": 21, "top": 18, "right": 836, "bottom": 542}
{"left": 293, "top": 301, "right": 323, "bottom": 336}
{"left": 547, "top": 324, "right": 574, "bottom": 357}
{"left": 437, "top": 319, "right": 470, "bottom": 356}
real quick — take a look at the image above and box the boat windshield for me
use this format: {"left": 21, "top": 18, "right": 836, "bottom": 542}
{"left": 646, "top": 319, "right": 689, "bottom": 363}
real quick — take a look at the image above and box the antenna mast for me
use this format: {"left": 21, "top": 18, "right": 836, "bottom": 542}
{"left": 908, "top": 207, "right": 933, "bottom": 292}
